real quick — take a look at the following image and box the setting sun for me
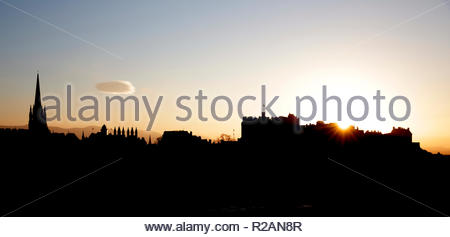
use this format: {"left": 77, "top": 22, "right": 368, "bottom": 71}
{"left": 337, "top": 121, "right": 352, "bottom": 130}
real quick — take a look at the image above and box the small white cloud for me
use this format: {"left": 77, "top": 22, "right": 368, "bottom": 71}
{"left": 96, "top": 81, "right": 135, "bottom": 94}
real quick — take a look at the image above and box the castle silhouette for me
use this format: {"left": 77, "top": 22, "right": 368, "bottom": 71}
{"left": 0, "top": 74, "right": 449, "bottom": 217}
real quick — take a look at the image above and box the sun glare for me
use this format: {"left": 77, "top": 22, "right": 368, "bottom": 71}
{"left": 337, "top": 121, "right": 352, "bottom": 130}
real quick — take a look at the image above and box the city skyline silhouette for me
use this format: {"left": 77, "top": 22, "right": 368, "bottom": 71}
{"left": 0, "top": 73, "right": 449, "bottom": 217}
{"left": 2, "top": 73, "right": 447, "bottom": 155}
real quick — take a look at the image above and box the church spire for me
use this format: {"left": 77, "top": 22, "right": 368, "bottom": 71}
{"left": 28, "top": 72, "right": 49, "bottom": 135}
{"left": 34, "top": 73, "right": 42, "bottom": 108}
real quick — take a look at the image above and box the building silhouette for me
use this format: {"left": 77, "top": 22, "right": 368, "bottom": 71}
{"left": 240, "top": 111, "right": 419, "bottom": 155}
{"left": 28, "top": 73, "right": 49, "bottom": 135}
{"left": 159, "top": 130, "right": 210, "bottom": 145}
{"left": 81, "top": 124, "right": 146, "bottom": 146}
{"left": 241, "top": 112, "right": 300, "bottom": 144}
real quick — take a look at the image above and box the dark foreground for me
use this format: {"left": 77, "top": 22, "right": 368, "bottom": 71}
{"left": 0, "top": 132, "right": 449, "bottom": 217}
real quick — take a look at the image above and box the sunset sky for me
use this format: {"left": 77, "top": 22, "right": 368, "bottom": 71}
{"left": 0, "top": 0, "right": 449, "bottom": 153}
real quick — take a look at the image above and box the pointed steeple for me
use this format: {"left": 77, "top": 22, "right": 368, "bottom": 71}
{"left": 34, "top": 73, "right": 42, "bottom": 108}
{"left": 28, "top": 72, "right": 49, "bottom": 135}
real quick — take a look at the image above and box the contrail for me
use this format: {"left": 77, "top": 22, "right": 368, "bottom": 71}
{"left": 0, "top": 0, "right": 123, "bottom": 60}
{"left": 355, "top": 0, "right": 450, "bottom": 48}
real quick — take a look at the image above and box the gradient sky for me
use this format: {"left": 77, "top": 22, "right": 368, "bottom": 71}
{"left": 0, "top": 0, "right": 449, "bottom": 153}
